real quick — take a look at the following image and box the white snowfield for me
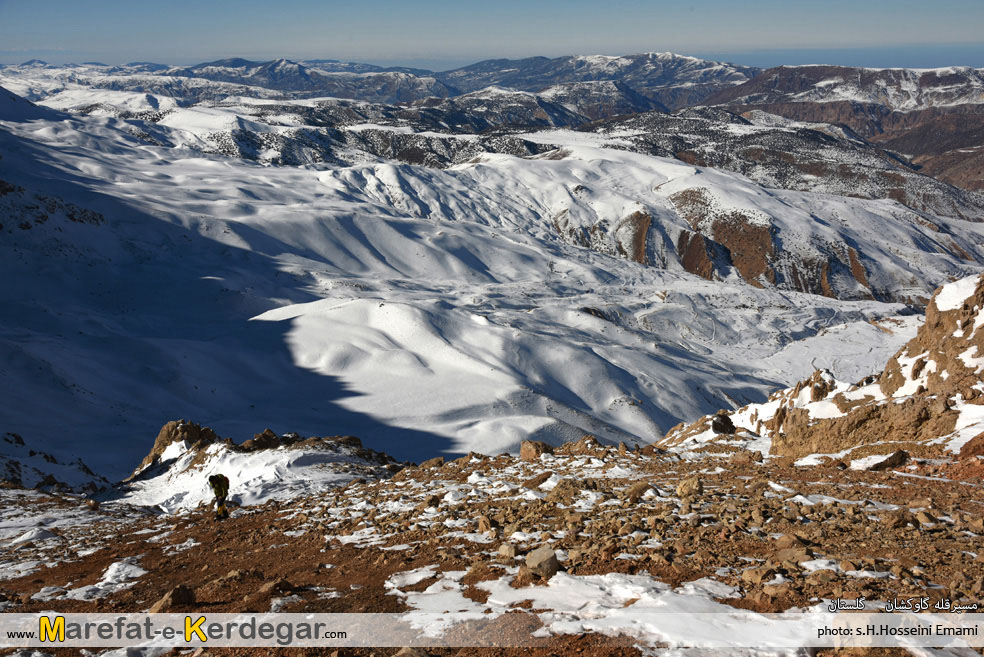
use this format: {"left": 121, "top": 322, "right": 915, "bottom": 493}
{"left": 117, "top": 434, "right": 395, "bottom": 512}
{"left": 0, "top": 83, "right": 977, "bottom": 482}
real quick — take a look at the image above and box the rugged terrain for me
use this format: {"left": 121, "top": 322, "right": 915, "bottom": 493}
{"left": 3, "top": 49, "right": 984, "bottom": 656}
{"left": 704, "top": 65, "right": 984, "bottom": 192}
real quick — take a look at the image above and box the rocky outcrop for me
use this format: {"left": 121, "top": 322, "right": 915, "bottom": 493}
{"left": 133, "top": 420, "right": 223, "bottom": 475}
{"left": 660, "top": 273, "right": 984, "bottom": 463}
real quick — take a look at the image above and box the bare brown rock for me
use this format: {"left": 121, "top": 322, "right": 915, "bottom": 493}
{"left": 523, "top": 472, "right": 554, "bottom": 489}
{"left": 711, "top": 411, "right": 736, "bottom": 434}
{"left": 676, "top": 476, "right": 703, "bottom": 498}
{"left": 525, "top": 545, "right": 561, "bottom": 579}
{"left": 520, "top": 441, "right": 553, "bottom": 461}
{"left": 959, "top": 432, "right": 984, "bottom": 459}
{"left": 866, "top": 450, "right": 910, "bottom": 471}
{"left": 149, "top": 585, "right": 195, "bottom": 613}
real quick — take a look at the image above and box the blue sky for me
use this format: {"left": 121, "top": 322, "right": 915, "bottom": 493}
{"left": 1, "top": 0, "right": 983, "bottom": 70}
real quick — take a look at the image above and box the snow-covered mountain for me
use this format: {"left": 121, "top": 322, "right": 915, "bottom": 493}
{"left": 0, "top": 59, "right": 456, "bottom": 105}
{"left": 583, "top": 106, "right": 984, "bottom": 222}
{"left": 436, "top": 53, "right": 759, "bottom": 109}
{"left": 166, "top": 58, "right": 458, "bottom": 102}
{"left": 0, "top": 53, "right": 755, "bottom": 114}
{"left": 1, "top": 83, "right": 942, "bottom": 482}
{"left": 537, "top": 80, "right": 666, "bottom": 119}
{"left": 408, "top": 87, "right": 590, "bottom": 130}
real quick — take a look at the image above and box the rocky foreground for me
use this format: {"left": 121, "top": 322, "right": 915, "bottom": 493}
{"left": 2, "top": 429, "right": 984, "bottom": 656}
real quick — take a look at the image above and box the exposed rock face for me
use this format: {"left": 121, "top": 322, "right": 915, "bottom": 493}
{"left": 660, "top": 274, "right": 984, "bottom": 463}
{"left": 0, "top": 431, "right": 108, "bottom": 494}
{"left": 880, "top": 274, "right": 984, "bottom": 399}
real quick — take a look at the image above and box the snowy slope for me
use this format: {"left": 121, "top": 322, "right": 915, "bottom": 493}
{"left": 0, "top": 85, "right": 970, "bottom": 483}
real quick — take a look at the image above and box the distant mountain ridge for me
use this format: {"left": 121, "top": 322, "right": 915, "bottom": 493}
{"left": 0, "top": 52, "right": 757, "bottom": 108}
{"left": 705, "top": 65, "right": 984, "bottom": 192}
{"left": 705, "top": 64, "right": 984, "bottom": 111}
{"left": 434, "top": 53, "right": 759, "bottom": 109}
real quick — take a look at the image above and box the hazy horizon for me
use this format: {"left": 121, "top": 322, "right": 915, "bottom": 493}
{"left": 4, "top": 43, "right": 984, "bottom": 73}
{"left": 2, "top": 0, "right": 983, "bottom": 70}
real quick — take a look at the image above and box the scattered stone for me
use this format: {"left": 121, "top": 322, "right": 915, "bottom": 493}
{"left": 525, "top": 545, "right": 561, "bottom": 579}
{"left": 676, "top": 476, "right": 703, "bottom": 498}
{"left": 258, "top": 578, "right": 293, "bottom": 595}
{"left": 522, "top": 472, "right": 553, "bottom": 489}
{"left": 498, "top": 543, "right": 518, "bottom": 559}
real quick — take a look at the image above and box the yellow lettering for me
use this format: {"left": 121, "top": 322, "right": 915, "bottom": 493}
{"left": 39, "top": 616, "right": 65, "bottom": 642}
{"left": 185, "top": 616, "right": 206, "bottom": 642}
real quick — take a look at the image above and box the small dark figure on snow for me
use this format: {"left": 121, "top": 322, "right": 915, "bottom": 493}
{"left": 208, "top": 473, "right": 230, "bottom": 519}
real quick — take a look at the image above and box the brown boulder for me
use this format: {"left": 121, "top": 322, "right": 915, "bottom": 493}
{"left": 418, "top": 456, "right": 444, "bottom": 469}
{"left": 522, "top": 472, "right": 554, "bottom": 489}
{"left": 959, "top": 432, "right": 984, "bottom": 459}
{"left": 149, "top": 585, "right": 195, "bottom": 613}
{"left": 525, "top": 545, "right": 561, "bottom": 578}
{"left": 711, "top": 412, "right": 736, "bottom": 434}
{"left": 676, "top": 476, "right": 703, "bottom": 498}
{"left": 520, "top": 441, "right": 553, "bottom": 461}
{"left": 866, "top": 449, "right": 910, "bottom": 471}
{"left": 241, "top": 428, "right": 281, "bottom": 451}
